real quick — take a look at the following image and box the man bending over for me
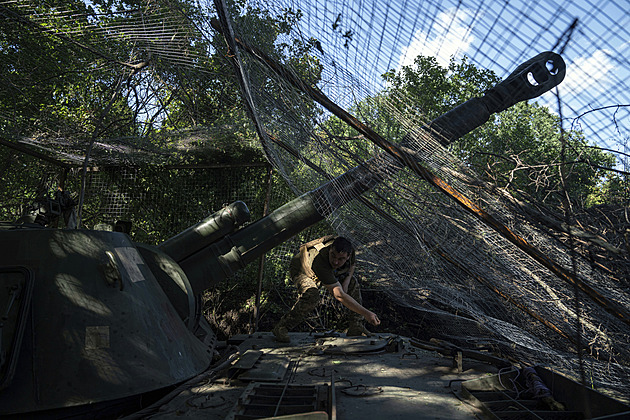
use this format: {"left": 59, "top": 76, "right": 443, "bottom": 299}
{"left": 272, "top": 235, "right": 380, "bottom": 343}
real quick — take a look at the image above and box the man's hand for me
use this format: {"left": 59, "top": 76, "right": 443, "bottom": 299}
{"left": 326, "top": 282, "right": 380, "bottom": 326}
{"left": 364, "top": 311, "right": 380, "bottom": 326}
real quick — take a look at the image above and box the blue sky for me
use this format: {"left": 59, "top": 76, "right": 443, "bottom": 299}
{"left": 269, "top": 0, "right": 630, "bottom": 165}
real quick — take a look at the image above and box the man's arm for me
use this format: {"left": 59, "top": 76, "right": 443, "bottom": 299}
{"left": 341, "top": 264, "right": 354, "bottom": 293}
{"left": 324, "top": 282, "right": 380, "bottom": 326}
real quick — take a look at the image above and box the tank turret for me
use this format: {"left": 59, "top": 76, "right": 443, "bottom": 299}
{"left": 0, "top": 51, "right": 564, "bottom": 418}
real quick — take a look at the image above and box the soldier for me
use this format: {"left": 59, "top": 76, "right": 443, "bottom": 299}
{"left": 272, "top": 235, "right": 380, "bottom": 342}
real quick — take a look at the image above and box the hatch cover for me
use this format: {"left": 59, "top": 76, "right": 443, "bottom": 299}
{"left": 318, "top": 336, "right": 388, "bottom": 354}
{"left": 231, "top": 351, "right": 291, "bottom": 382}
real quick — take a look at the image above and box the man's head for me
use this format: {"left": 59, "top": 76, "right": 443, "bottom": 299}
{"left": 329, "top": 237, "right": 353, "bottom": 269}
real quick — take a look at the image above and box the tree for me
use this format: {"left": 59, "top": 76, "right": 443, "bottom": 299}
{"left": 381, "top": 55, "right": 617, "bottom": 209}
{"left": 1, "top": 0, "right": 323, "bottom": 151}
{"left": 586, "top": 171, "right": 629, "bottom": 207}
{"left": 0, "top": 0, "right": 145, "bottom": 140}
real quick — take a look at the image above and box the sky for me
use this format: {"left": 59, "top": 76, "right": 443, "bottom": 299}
{"left": 395, "top": 3, "right": 627, "bottom": 106}
{"left": 272, "top": 0, "right": 630, "bottom": 167}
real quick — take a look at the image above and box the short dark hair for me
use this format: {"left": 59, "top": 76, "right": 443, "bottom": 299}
{"left": 332, "top": 236, "right": 353, "bottom": 254}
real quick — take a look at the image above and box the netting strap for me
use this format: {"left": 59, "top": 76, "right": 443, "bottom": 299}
{"left": 213, "top": 0, "right": 275, "bottom": 164}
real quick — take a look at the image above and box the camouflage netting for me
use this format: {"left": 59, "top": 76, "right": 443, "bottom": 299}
{"left": 1, "top": 0, "right": 629, "bottom": 402}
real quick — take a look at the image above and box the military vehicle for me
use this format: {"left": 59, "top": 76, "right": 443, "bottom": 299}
{"left": 2, "top": 51, "right": 627, "bottom": 419}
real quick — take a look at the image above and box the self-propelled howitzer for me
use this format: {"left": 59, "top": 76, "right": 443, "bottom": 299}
{"left": 0, "top": 51, "right": 564, "bottom": 419}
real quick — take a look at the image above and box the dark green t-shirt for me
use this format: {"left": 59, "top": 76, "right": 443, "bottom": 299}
{"left": 299, "top": 242, "right": 355, "bottom": 286}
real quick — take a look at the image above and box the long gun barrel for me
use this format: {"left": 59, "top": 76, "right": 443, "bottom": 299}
{"left": 160, "top": 153, "right": 400, "bottom": 295}
{"left": 159, "top": 51, "right": 566, "bottom": 296}
{"left": 427, "top": 51, "right": 565, "bottom": 145}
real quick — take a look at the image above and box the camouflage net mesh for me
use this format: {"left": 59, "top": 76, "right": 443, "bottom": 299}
{"left": 1, "top": 0, "right": 629, "bottom": 402}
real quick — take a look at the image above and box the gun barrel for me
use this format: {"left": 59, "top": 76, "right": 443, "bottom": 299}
{"left": 427, "top": 51, "right": 565, "bottom": 145}
{"left": 177, "top": 153, "right": 400, "bottom": 295}
{"left": 159, "top": 201, "right": 250, "bottom": 263}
